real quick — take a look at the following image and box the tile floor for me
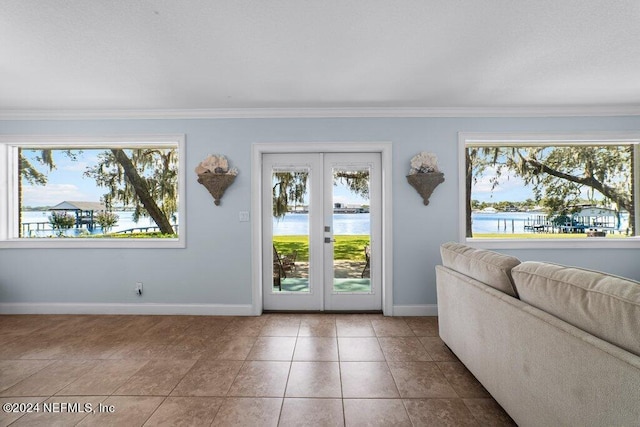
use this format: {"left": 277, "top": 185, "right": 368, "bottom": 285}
{"left": 0, "top": 314, "right": 516, "bottom": 426}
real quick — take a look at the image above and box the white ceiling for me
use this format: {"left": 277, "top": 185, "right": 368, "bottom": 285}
{"left": 2, "top": 0, "right": 640, "bottom": 117}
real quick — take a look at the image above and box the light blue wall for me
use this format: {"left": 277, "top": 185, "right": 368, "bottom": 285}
{"left": 1, "top": 116, "right": 639, "bottom": 309}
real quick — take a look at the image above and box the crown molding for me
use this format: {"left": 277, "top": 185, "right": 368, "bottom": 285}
{"left": 1, "top": 105, "right": 640, "bottom": 120}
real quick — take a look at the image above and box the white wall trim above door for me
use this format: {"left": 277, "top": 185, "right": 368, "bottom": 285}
{"left": 251, "top": 142, "right": 393, "bottom": 316}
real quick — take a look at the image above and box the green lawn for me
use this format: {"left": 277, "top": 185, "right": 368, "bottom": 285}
{"left": 273, "top": 235, "right": 370, "bottom": 261}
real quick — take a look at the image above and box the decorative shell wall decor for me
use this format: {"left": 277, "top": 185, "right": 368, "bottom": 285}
{"left": 407, "top": 151, "right": 445, "bottom": 205}
{"left": 195, "top": 154, "right": 238, "bottom": 206}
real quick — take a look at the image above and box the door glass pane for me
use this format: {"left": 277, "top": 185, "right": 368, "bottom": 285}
{"left": 271, "top": 169, "right": 310, "bottom": 293}
{"left": 332, "top": 166, "right": 371, "bottom": 293}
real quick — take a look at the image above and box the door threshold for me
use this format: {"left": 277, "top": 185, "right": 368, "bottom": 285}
{"left": 262, "top": 310, "right": 383, "bottom": 314}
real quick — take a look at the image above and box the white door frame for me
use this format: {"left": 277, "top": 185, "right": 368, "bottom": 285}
{"left": 251, "top": 142, "right": 393, "bottom": 316}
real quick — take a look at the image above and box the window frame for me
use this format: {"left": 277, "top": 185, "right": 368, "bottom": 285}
{"left": 0, "top": 134, "right": 186, "bottom": 249}
{"left": 458, "top": 132, "right": 640, "bottom": 249}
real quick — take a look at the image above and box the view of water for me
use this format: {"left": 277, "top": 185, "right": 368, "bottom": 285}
{"left": 22, "top": 210, "right": 631, "bottom": 237}
{"left": 274, "top": 211, "right": 631, "bottom": 236}
{"left": 472, "top": 211, "right": 630, "bottom": 234}
{"left": 21, "top": 210, "right": 175, "bottom": 237}
{"left": 472, "top": 212, "right": 539, "bottom": 234}
{"left": 273, "top": 213, "right": 370, "bottom": 235}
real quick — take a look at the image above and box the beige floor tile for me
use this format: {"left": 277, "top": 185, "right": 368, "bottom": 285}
{"left": 143, "top": 396, "right": 224, "bottom": 426}
{"left": 141, "top": 317, "right": 194, "bottom": 344}
{"left": 107, "top": 342, "right": 170, "bottom": 360}
{"left": 293, "top": 337, "right": 339, "bottom": 361}
{"left": 222, "top": 318, "right": 267, "bottom": 336}
{"left": 55, "top": 337, "right": 123, "bottom": 360}
{"left": 286, "top": 362, "right": 341, "bottom": 398}
{"left": 57, "top": 359, "right": 146, "bottom": 395}
{"left": 10, "top": 396, "right": 106, "bottom": 427}
{"left": 171, "top": 334, "right": 211, "bottom": 350}
{"left": 180, "top": 317, "right": 231, "bottom": 337}
{"left": 371, "top": 318, "right": 415, "bottom": 337}
{"left": 404, "top": 398, "right": 478, "bottom": 427}
{"left": 343, "top": 398, "right": 412, "bottom": 426}
{"left": 228, "top": 361, "right": 290, "bottom": 397}
{"left": 418, "top": 337, "right": 458, "bottom": 362}
{"left": 171, "top": 359, "right": 243, "bottom": 397}
{"left": 340, "top": 361, "right": 399, "bottom": 398}
{"left": 298, "top": 319, "right": 337, "bottom": 337}
{"left": 204, "top": 335, "right": 257, "bottom": 360}
{"left": 436, "top": 362, "right": 491, "bottom": 398}
{"left": 152, "top": 344, "right": 207, "bottom": 360}
{"left": 0, "top": 397, "right": 48, "bottom": 426}
{"left": 114, "top": 359, "right": 197, "bottom": 396}
{"left": 0, "top": 313, "right": 516, "bottom": 426}
{"left": 259, "top": 319, "right": 301, "bottom": 336}
{"left": 1, "top": 360, "right": 96, "bottom": 397}
{"left": 0, "top": 316, "right": 45, "bottom": 340}
{"left": 388, "top": 361, "right": 458, "bottom": 398}
{"left": 463, "top": 398, "right": 517, "bottom": 426}
{"left": 62, "top": 345, "right": 119, "bottom": 361}
{"left": 279, "top": 398, "right": 344, "bottom": 427}
{"left": 4, "top": 338, "right": 69, "bottom": 360}
{"left": 246, "top": 336, "right": 296, "bottom": 361}
{"left": 211, "top": 397, "right": 282, "bottom": 426}
{"left": 338, "top": 337, "right": 385, "bottom": 361}
{"left": 76, "top": 396, "right": 164, "bottom": 427}
{"left": 379, "top": 337, "right": 433, "bottom": 361}
{"left": 336, "top": 319, "right": 375, "bottom": 337}
{"left": 403, "top": 317, "right": 439, "bottom": 337}
{"left": 116, "top": 316, "right": 160, "bottom": 337}
{"left": 0, "top": 360, "right": 54, "bottom": 393}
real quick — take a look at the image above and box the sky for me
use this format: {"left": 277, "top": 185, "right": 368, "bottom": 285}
{"left": 332, "top": 183, "right": 368, "bottom": 205}
{"left": 471, "top": 166, "right": 534, "bottom": 203}
{"left": 22, "top": 149, "right": 105, "bottom": 207}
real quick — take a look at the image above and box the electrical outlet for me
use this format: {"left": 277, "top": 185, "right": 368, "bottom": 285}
{"left": 135, "top": 282, "right": 143, "bottom": 296}
{"left": 239, "top": 211, "right": 250, "bottom": 222}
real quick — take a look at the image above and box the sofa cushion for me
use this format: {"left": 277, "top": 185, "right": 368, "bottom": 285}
{"left": 440, "top": 242, "right": 520, "bottom": 297}
{"left": 512, "top": 261, "right": 640, "bottom": 357}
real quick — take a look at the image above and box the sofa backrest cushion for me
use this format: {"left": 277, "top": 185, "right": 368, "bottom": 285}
{"left": 512, "top": 261, "right": 640, "bottom": 357}
{"left": 440, "top": 242, "right": 520, "bottom": 297}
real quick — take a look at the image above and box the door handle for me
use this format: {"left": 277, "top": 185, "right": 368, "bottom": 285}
{"left": 324, "top": 237, "right": 336, "bottom": 243}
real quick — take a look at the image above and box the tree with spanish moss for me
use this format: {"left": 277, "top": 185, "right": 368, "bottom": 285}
{"left": 85, "top": 148, "right": 178, "bottom": 234}
{"left": 19, "top": 148, "right": 178, "bottom": 236}
{"left": 466, "top": 145, "right": 634, "bottom": 237}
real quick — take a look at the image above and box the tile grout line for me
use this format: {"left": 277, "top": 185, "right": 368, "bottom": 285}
{"left": 336, "top": 326, "right": 346, "bottom": 427}
{"left": 275, "top": 325, "right": 299, "bottom": 425}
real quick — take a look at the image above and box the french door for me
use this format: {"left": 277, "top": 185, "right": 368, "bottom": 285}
{"left": 262, "top": 152, "right": 381, "bottom": 311}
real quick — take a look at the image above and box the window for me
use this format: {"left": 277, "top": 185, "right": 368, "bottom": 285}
{"left": 459, "top": 132, "right": 639, "bottom": 248}
{"left": 0, "top": 135, "right": 185, "bottom": 248}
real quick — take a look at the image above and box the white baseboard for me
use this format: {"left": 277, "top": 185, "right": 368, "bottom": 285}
{"left": 0, "top": 302, "right": 436, "bottom": 317}
{"left": 393, "top": 304, "right": 438, "bottom": 316}
{"left": 0, "top": 303, "right": 255, "bottom": 316}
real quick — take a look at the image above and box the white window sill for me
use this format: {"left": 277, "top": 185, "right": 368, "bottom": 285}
{"left": 463, "top": 237, "right": 640, "bottom": 250}
{"left": 0, "top": 238, "right": 185, "bottom": 249}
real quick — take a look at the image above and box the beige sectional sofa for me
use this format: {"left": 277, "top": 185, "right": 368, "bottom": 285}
{"left": 436, "top": 242, "right": 640, "bottom": 427}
